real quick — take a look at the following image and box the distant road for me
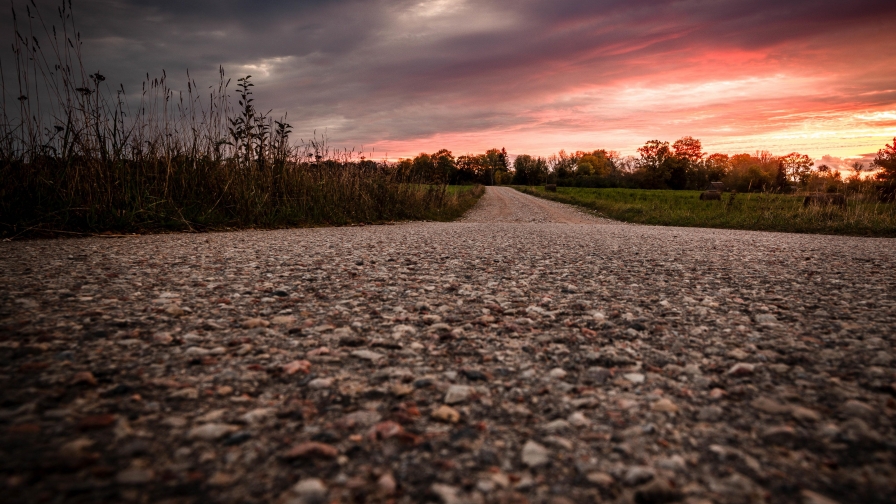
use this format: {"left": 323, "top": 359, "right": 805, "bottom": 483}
{"left": 1, "top": 186, "right": 895, "bottom": 503}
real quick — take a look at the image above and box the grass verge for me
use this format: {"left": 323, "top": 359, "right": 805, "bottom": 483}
{"left": 0, "top": 4, "right": 483, "bottom": 239}
{"left": 515, "top": 186, "right": 896, "bottom": 237}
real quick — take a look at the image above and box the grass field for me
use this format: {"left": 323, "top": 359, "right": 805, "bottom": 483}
{"left": 516, "top": 186, "right": 896, "bottom": 237}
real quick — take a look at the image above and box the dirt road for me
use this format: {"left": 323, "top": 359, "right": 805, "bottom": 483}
{"left": 1, "top": 187, "right": 895, "bottom": 503}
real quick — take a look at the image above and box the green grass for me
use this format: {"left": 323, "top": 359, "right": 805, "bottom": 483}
{"left": 515, "top": 186, "right": 896, "bottom": 237}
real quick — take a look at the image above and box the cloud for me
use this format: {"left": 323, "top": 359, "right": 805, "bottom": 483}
{"left": 3, "top": 0, "right": 895, "bottom": 159}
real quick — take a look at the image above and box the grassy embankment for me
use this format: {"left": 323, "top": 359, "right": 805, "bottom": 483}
{"left": 516, "top": 186, "right": 896, "bottom": 237}
{"left": 0, "top": 4, "right": 482, "bottom": 239}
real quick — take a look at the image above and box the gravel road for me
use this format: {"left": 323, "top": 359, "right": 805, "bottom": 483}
{"left": 2, "top": 186, "right": 895, "bottom": 504}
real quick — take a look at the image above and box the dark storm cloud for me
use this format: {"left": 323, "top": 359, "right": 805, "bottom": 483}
{"left": 3, "top": 0, "right": 895, "bottom": 156}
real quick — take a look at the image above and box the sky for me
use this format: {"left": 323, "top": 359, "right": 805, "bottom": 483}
{"left": 4, "top": 0, "right": 896, "bottom": 165}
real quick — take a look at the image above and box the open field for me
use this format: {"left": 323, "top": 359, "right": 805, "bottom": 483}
{"left": 2, "top": 187, "right": 895, "bottom": 504}
{"left": 515, "top": 186, "right": 896, "bottom": 237}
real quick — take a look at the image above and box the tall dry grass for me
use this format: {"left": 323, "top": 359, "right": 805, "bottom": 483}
{"left": 0, "top": 1, "right": 480, "bottom": 238}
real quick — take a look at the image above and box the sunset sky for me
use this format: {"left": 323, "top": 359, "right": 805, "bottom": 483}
{"left": 5, "top": 0, "right": 896, "bottom": 168}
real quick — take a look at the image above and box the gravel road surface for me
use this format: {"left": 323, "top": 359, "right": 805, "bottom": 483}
{"left": 2, "top": 186, "right": 895, "bottom": 504}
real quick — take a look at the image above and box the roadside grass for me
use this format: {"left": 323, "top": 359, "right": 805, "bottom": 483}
{"left": 515, "top": 186, "right": 896, "bottom": 237}
{"left": 0, "top": 3, "right": 482, "bottom": 239}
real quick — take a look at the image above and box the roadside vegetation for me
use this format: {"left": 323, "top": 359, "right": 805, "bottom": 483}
{"left": 517, "top": 186, "right": 896, "bottom": 237}
{"left": 0, "top": 3, "right": 482, "bottom": 239}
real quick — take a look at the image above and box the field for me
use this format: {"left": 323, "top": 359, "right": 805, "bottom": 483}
{"left": 516, "top": 186, "right": 896, "bottom": 237}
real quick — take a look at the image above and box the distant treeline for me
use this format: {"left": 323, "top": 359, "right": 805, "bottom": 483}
{"left": 404, "top": 136, "right": 896, "bottom": 197}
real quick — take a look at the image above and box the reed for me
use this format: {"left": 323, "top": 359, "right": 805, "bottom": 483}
{"left": 0, "top": 1, "right": 481, "bottom": 238}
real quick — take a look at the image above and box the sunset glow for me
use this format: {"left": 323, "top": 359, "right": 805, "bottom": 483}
{"left": 5, "top": 0, "right": 894, "bottom": 164}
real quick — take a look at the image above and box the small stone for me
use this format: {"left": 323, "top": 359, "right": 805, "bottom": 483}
{"left": 391, "top": 383, "right": 414, "bottom": 396}
{"left": 431, "top": 483, "right": 461, "bottom": 504}
{"left": 697, "top": 406, "right": 723, "bottom": 421}
{"left": 392, "top": 324, "right": 417, "bottom": 337}
{"left": 568, "top": 411, "right": 590, "bottom": 427}
{"left": 586, "top": 471, "right": 615, "bottom": 487}
{"left": 351, "top": 349, "right": 385, "bottom": 362}
{"left": 116, "top": 468, "right": 154, "bottom": 485}
{"left": 377, "top": 473, "right": 397, "bottom": 495}
{"left": 169, "top": 387, "right": 199, "bottom": 400}
{"left": 656, "top": 455, "right": 687, "bottom": 472}
{"left": 293, "top": 478, "right": 328, "bottom": 504}
{"left": 285, "top": 441, "right": 339, "bottom": 459}
{"left": 164, "top": 305, "right": 185, "bottom": 317}
{"left": 521, "top": 440, "right": 550, "bottom": 467}
{"left": 77, "top": 414, "right": 117, "bottom": 430}
{"left": 71, "top": 371, "right": 97, "bottom": 386}
{"left": 752, "top": 397, "right": 791, "bottom": 414}
{"left": 761, "top": 425, "right": 797, "bottom": 445}
{"left": 543, "top": 435, "right": 573, "bottom": 451}
{"left": 241, "top": 318, "right": 269, "bottom": 329}
{"left": 709, "top": 388, "right": 726, "bottom": 400}
{"left": 188, "top": 423, "right": 238, "bottom": 441}
{"left": 444, "top": 385, "right": 473, "bottom": 404}
{"left": 307, "top": 378, "right": 334, "bottom": 389}
{"left": 432, "top": 405, "right": 461, "bottom": 423}
{"left": 841, "top": 399, "right": 874, "bottom": 419}
{"left": 272, "top": 315, "right": 296, "bottom": 325}
{"left": 59, "top": 437, "right": 94, "bottom": 459}
{"left": 283, "top": 360, "right": 312, "bottom": 375}
{"left": 623, "top": 466, "right": 655, "bottom": 486}
{"left": 548, "top": 367, "right": 568, "bottom": 379}
{"left": 152, "top": 332, "right": 173, "bottom": 345}
{"left": 624, "top": 372, "right": 645, "bottom": 384}
{"left": 754, "top": 313, "right": 777, "bottom": 325}
{"left": 651, "top": 398, "right": 679, "bottom": 413}
{"left": 216, "top": 385, "right": 234, "bottom": 396}
{"left": 791, "top": 406, "right": 821, "bottom": 422}
{"left": 541, "top": 419, "right": 570, "bottom": 433}
{"left": 207, "top": 472, "right": 235, "bottom": 487}
{"left": 801, "top": 489, "right": 841, "bottom": 504}
{"left": 727, "top": 363, "right": 755, "bottom": 376}
{"left": 184, "top": 347, "right": 210, "bottom": 357}
{"left": 240, "top": 408, "right": 274, "bottom": 424}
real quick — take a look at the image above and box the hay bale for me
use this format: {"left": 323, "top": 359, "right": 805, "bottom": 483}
{"left": 699, "top": 191, "right": 721, "bottom": 201}
{"left": 803, "top": 193, "right": 845, "bottom": 207}
{"left": 545, "top": 184, "right": 557, "bottom": 192}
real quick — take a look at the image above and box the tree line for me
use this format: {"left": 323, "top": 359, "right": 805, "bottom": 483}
{"left": 400, "top": 136, "right": 896, "bottom": 198}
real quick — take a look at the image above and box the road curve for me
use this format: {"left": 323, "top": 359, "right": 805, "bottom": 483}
{"left": 1, "top": 187, "right": 895, "bottom": 503}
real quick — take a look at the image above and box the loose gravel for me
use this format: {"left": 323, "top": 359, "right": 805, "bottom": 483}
{"left": 1, "top": 186, "right": 895, "bottom": 504}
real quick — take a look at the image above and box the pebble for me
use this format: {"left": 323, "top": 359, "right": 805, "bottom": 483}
{"left": 623, "top": 466, "right": 656, "bottom": 486}
{"left": 351, "top": 349, "right": 385, "bottom": 362}
{"left": 651, "top": 398, "right": 679, "bottom": 413}
{"left": 727, "top": 362, "right": 755, "bottom": 376}
{"left": 187, "top": 423, "right": 239, "bottom": 441}
{"left": 292, "top": 478, "right": 328, "bottom": 504}
{"left": 444, "top": 385, "right": 473, "bottom": 404}
{"left": 431, "top": 405, "right": 461, "bottom": 423}
{"left": 115, "top": 468, "right": 154, "bottom": 485}
{"left": 521, "top": 440, "right": 550, "bottom": 467}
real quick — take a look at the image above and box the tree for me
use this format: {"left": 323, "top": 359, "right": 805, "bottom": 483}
{"left": 482, "top": 148, "right": 509, "bottom": 185}
{"left": 873, "top": 137, "right": 896, "bottom": 182}
{"left": 512, "top": 155, "right": 548, "bottom": 185}
{"left": 637, "top": 140, "right": 672, "bottom": 188}
{"left": 779, "top": 152, "right": 813, "bottom": 185}
{"left": 672, "top": 136, "right": 704, "bottom": 164}
{"left": 432, "top": 149, "right": 456, "bottom": 183}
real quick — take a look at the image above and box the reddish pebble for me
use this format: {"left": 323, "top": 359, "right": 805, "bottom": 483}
{"left": 78, "top": 414, "right": 117, "bottom": 430}
{"left": 71, "top": 371, "right": 97, "bottom": 386}
{"left": 284, "top": 441, "right": 338, "bottom": 459}
{"left": 282, "top": 360, "right": 312, "bottom": 375}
